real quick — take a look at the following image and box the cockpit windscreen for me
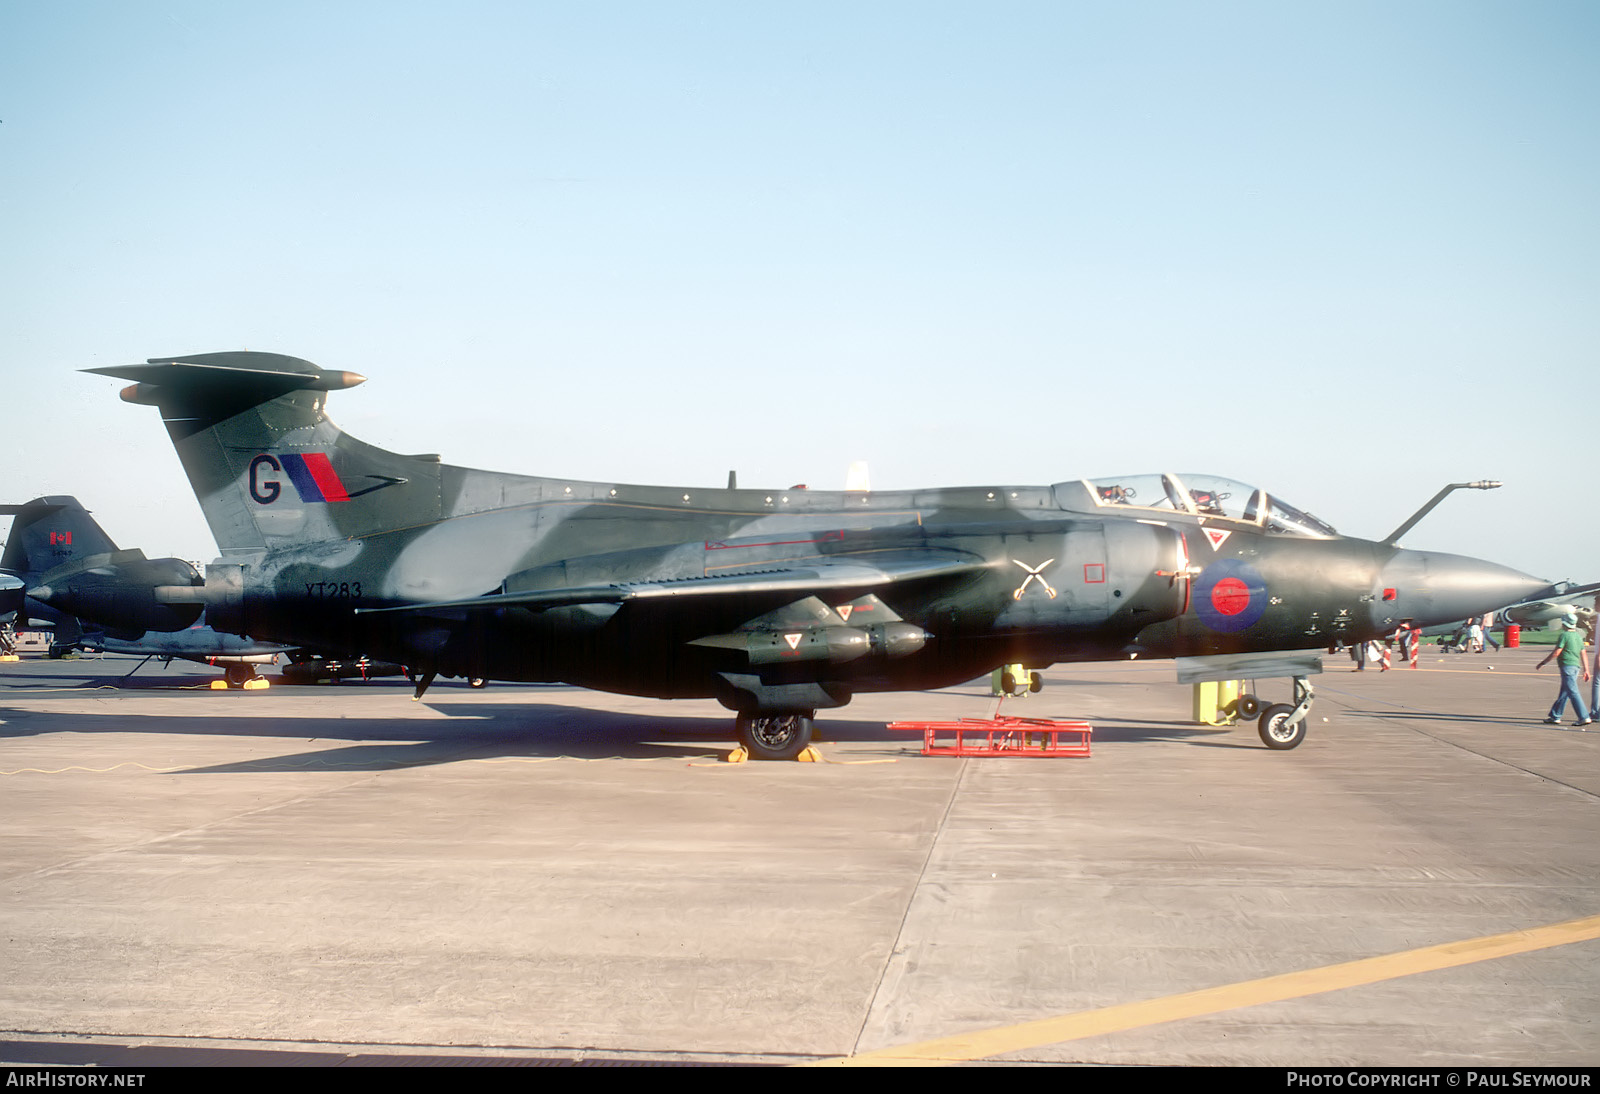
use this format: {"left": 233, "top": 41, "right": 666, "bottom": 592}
{"left": 1082, "top": 473, "right": 1336, "bottom": 537}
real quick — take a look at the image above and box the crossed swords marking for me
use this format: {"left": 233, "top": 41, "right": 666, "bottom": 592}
{"left": 1012, "top": 558, "right": 1057, "bottom": 600}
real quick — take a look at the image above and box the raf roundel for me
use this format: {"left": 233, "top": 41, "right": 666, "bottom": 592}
{"left": 1193, "top": 558, "right": 1269, "bottom": 633}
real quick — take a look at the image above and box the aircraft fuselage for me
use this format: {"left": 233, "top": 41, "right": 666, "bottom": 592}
{"left": 199, "top": 472, "right": 1533, "bottom": 710}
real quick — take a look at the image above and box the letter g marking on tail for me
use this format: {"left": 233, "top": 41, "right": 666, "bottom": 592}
{"left": 250, "top": 454, "right": 282, "bottom": 504}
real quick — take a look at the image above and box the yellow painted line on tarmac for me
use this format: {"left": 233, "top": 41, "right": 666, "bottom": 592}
{"left": 810, "top": 913, "right": 1600, "bottom": 1067}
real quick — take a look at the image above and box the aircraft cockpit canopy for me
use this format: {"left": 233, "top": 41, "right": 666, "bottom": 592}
{"left": 1078, "top": 473, "right": 1337, "bottom": 538}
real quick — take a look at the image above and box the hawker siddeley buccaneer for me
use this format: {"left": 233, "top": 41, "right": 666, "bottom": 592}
{"left": 90, "top": 352, "right": 1557, "bottom": 758}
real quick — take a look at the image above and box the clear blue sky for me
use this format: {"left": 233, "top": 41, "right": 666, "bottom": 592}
{"left": 3, "top": 1, "right": 1596, "bottom": 582}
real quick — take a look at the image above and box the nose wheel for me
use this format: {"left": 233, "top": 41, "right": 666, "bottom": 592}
{"left": 1255, "top": 676, "right": 1314, "bottom": 750}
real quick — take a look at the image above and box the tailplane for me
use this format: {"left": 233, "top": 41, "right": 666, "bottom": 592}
{"left": 87, "top": 353, "right": 444, "bottom": 553}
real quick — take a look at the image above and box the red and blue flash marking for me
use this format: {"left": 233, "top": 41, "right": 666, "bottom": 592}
{"left": 279, "top": 453, "right": 350, "bottom": 502}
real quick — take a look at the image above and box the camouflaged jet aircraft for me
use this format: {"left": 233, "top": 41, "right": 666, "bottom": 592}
{"left": 90, "top": 352, "right": 1555, "bottom": 758}
{"left": 1, "top": 496, "right": 201, "bottom": 639}
{"left": 0, "top": 495, "right": 291, "bottom": 681}
{"left": 1503, "top": 592, "right": 1597, "bottom": 631}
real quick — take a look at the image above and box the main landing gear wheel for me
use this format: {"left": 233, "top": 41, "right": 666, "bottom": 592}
{"left": 1258, "top": 703, "right": 1306, "bottom": 750}
{"left": 736, "top": 712, "right": 815, "bottom": 761}
{"left": 224, "top": 664, "right": 255, "bottom": 687}
{"left": 998, "top": 669, "right": 1043, "bottom": 696}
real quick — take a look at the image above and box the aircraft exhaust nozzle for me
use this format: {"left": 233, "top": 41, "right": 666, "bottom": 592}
{"left": 1377, "top": 550, "right": 1550, "bottom": 629}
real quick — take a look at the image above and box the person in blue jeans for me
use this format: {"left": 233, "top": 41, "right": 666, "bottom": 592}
{"left": 1539, "top": 619, "right": 1591, "bottom": 727}
{"left": 1479, "top": 612, "right": 1501, "bottom": 652}
{"left": 1591, "top": 596, "right": 1600, "bottom": 716}
{"left": 1592, "top": 640, "right": 1599, "bottom": 718}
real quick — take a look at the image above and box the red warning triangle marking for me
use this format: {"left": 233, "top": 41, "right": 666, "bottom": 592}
{"left": 837, "top": 605, "right": 853, "bottom": 621}
{"left": 784, "top": 632, "right": 803, "bottom": 650}
{"left": 1203, "top": 528, "right": 1231, "bottom": 550}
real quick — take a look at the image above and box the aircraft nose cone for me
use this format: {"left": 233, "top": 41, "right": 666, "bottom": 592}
{"left": 1377, "top": 550, "right": 1550, "bottom": 628}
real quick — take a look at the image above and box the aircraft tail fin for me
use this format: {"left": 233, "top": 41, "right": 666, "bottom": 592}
{"left": 86, "top": 352, "right": 443, "bottom": 553}
{"left": 0, "top": 496, "right": 119, "bottom": 579}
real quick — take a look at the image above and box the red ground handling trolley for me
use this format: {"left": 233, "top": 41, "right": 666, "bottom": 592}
{"left": 888, "top": 715, "right": 1092, "bottom": 757}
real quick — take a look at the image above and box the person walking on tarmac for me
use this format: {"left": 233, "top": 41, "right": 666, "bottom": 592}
{"left": 1591, "top": 595, "right": 1600, "bottom": 717}
{"left": 1538, "top": 618, "right": 1591, "bottom": 728}
{"left": 1481, "top": 611, "right": 1502, "bottom": 652}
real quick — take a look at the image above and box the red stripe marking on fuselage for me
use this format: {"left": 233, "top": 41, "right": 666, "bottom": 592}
{"left": 300, "top": 452, "right": 350, "bottom": 502}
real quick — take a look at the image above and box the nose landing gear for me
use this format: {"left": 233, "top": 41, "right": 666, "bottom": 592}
{"left": 1239, "top": 675, "right": 1314, "bottom": 750}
